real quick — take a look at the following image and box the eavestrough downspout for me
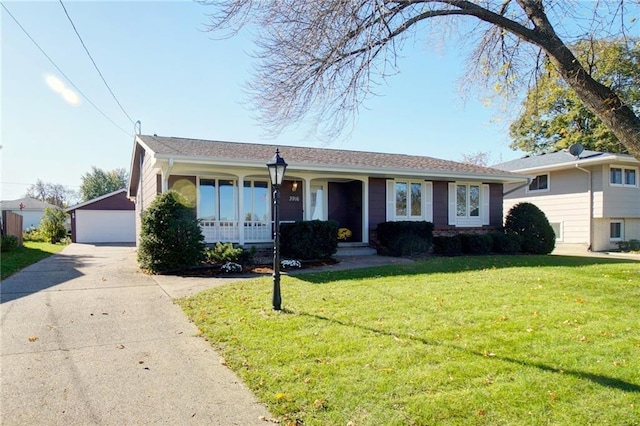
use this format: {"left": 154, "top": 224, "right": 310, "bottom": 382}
{"left": 575, "top": 164, "right": 593, "bottom": 251}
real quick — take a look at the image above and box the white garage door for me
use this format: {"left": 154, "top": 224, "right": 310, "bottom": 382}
{"left": 76, "top": 210, "right": 136, "bottom": 243}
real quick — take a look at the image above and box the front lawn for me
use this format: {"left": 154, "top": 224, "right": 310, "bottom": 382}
{"left": 179, "top": 255, "right": 640, "bottom": 425}
{"left": 1, "top": 241, "right": 66, "bottom": 280}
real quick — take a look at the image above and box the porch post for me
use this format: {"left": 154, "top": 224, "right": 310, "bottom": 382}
{"left": 238, "top": 176, "right": 245, "bottom": 245}
{"left": 362, "top": 178, "right": 369, "bottom": 244}
{"left": 304, "top": 178, "right": 312, "bottom": 220}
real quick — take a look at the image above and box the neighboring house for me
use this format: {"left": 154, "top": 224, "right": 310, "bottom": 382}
{"left": 66, "top": 189, "right": 136, "bottom": 243}
{"left": 0, "top": 197, "right": 57, "bottom": 231}
{"left": 494, "top": 149, "right": 640, "bottom": 252}
{"left": 127, "top": 135, "right": 528, "bottom": 246}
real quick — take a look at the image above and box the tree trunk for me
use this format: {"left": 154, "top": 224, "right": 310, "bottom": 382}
{"left": 547, "top": 43, "right": 640, "bottom": 159}
{"left": 516, "top": 0, "right": 640, "bottom": 159}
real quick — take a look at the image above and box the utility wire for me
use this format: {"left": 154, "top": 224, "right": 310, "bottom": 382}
{"left": 58, "top": 0, "right": 136, "bottom": 126}
{"left": 0, "top": 2, "right": 132, "bottom": 137}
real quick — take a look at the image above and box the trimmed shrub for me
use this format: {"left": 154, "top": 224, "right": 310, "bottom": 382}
{"left": 1, "top": 234, "right": 18, "bottom": 252}
{"left": 280, "top": 220, "right": 339, "bottom": 260}
{"left": 504, "top": 202, "right": 555, "bottom": 254}
{"left": 460, "top": 233, "right": 493, "bottom": 255}
{"left": 205, "top": 242, "right": 244, "bottom": 264}
{"left": 376, "top": 221, "right": 434, "bottom": 257}
{"left": 137, "top": 191, "right": 205, "bottom": 273}
{"left": 432, "top": 235, "right": 462, "bottom": 256}
{"left": 490, "top": 232, "right": 522, "bottom": 254}
{"left": 205, "top": 243, "right": 256, "bottom": 265}
{"left": 40, "top": 207, "right": 68, "bottom": 244}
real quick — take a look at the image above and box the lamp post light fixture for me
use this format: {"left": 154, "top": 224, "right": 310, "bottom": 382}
{"left": 266, "top": 149, "right": 288, "bottom": 311}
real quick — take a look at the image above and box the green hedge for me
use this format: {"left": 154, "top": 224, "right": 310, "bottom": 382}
{"left": 280, "top": 220, "right": 339, "bottom": 260}
{"left": 432, "top": 235, "right": 462, "bottom": 256}
{"left": 460, "top": 233, "right": 493, "bottom": 255}
{"left": 376, "top": 221, "right": 434, "bottom": 257}
{"left": 491, "top": 232, "right": 522, "bottom": 254}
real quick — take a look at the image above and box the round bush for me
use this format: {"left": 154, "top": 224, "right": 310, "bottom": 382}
{"left": 490, "top": 232, "right": 522, "bottom": 254}
{"left": 504, "top": 202, "right": 555, "bottom": 254}
{"left": 137, "top": 191, "right": 205, "bottom": 273}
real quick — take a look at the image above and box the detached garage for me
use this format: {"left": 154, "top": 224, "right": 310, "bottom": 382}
{"left": 66, "top": 189, "right": 135, "bottom": 243}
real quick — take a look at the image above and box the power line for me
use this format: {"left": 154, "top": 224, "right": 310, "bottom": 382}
{"left": 58, "top": 0, "right": 136, "bottom": 126}
{"left": 0, "top": 2, "right": 132, "bottom": 137}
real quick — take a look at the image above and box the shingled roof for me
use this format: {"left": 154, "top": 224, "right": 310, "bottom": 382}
{"left": 136, "top": 135, "right": 523, "bottom": 179}
{"left": 493, "top": 149, "right": 638, "bottom": 172}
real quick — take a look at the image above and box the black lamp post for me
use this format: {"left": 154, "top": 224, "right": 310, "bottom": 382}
{"left": 267, "top": 149, "right": 287, "bottom": 311}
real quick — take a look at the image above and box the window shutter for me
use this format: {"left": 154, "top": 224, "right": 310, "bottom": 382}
{"left": 386, "top": 180, "right": 395, "bottom": 221}
{"left": 448, "top": 182, "right": 456, "bottom": 226}
{"left": 482, "top": 184, "right": 490, "bottom": 225}
{"left": 424, "top": 181, "right": 433, "bottom": 222}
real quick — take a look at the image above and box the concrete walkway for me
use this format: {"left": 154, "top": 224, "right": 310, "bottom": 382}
{"left": 1, "top": 244, "right": 271, "bottom": 425}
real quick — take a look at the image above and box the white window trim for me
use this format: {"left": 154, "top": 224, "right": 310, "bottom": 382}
{"left": 550, "top": 222, "right": 563, "bottom": 242}
{"left": 610, "top": 220, "right": 624, "bottom": 241}
{"left": 609, "top": 165, "right": 638, "bottom": 188}
{"left": 448, "top": 182, "right": 490, "bottom": 227}
{"left": 526, "top": 173, "right": 550, "bottom": 193}
{"left": 386, "top": 180, "right": 433, "bottom": 222}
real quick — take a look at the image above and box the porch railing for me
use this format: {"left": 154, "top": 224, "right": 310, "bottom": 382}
{"left": 199, "top": 220, "right": 272, "bottom": 243}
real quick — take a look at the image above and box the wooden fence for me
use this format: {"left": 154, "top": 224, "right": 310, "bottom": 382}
{"left": 1, "top": 211, "right": 23, "bottom": 246}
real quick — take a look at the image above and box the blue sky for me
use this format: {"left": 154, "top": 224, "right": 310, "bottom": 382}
{"left": 2, "top": 1, "right": 538, "bottom": 201}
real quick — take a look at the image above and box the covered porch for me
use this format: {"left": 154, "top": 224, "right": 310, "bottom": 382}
{"left": 160, "top": 165, "right": 368, "bottom": 245}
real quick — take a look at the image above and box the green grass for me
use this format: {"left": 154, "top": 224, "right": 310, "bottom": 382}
{"left": 179, "top": 255, "right": 640, "bottom": 425}
{"left": 1, "top": 241, "right": 66, "bottom": 280}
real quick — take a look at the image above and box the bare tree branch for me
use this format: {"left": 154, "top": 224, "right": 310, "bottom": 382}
{"left": 199, "top": 0, "right": 640, "bottom": 158}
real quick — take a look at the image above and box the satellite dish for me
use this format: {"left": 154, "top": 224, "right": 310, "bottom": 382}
{"left": 568, "top": 143, "right": 584, "bottom": 158}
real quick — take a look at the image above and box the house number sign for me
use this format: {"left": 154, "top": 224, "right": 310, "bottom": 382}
{"left": 289, "top": 196, "right": 300, "bottom": 202}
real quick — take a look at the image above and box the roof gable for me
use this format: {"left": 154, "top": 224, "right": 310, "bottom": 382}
{"left": 66, "top": 189, "right": 133, "bottom": 212}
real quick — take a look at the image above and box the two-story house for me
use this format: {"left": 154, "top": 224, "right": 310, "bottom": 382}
{"left": 494, "top": 149, "right": 640, "bottom": 252}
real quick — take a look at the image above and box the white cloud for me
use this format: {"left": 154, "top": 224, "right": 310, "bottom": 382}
{"left": 44, "top": 74, "right": 81, "bottom": 106}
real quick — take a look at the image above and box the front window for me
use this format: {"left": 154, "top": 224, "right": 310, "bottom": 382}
{"left": 610, "top": 166, "right": 638, "bottom": 187}
{"left": 395, "top": 182, "right": 407, "bottom": 216}
{"left": 198, "top": 178, "right": 237, "bottom": 221}
{"left": 457, "top": 184, "right": 480, "bottom": 218}
{"left": 395, "top": 181, "right": 422, "bottom": 219}
{"left": 610, "top": 221, "right": 623, "bottom": 240}
{"left": 528, "top": 174, "right": 549, "bottom": 192}
{"left": 199, "top": 179, "right": 216, "bottom": 220}
{"left": 243, "top": 181, "right": 269, "bottom": 222}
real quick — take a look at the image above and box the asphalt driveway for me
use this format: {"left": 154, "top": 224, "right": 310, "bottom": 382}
{"left": 1, "top": 243, "right": 271, "bottom": 425}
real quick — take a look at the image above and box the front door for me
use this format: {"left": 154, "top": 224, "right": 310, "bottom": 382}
{"left": 328, "top": 181, "right": 363, "bottom": 242}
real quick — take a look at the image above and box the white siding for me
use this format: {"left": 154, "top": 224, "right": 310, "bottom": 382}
{"left": 135, "top": 152, "right": 160, "bottom": 245}
{"left": 15, "top": 211, "right": 44, "bottom": 230}
{"left": 602, "top": 186, "right": 640, "bottom": 218}
{"left": 593, "top": 218, "right": 640, "bottom": 251}
{"left": 625, "top": 219, "right": 640, "bottom": 242}
{"left": 503, "top": 168, "right": 591, "bottom": 245}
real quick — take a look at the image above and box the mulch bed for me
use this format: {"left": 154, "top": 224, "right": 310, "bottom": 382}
{"left": 177, "top": 259, "right": 338, "bottom": 277}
